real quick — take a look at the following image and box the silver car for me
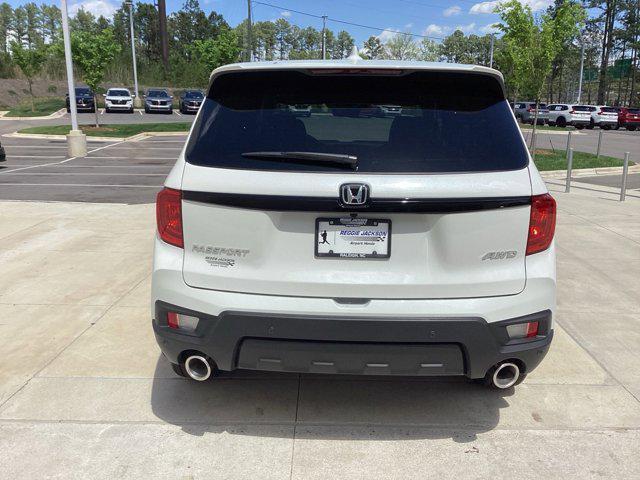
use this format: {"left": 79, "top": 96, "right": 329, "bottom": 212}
{"left": 513, "top": 102, "right": 548, "bottom": 125}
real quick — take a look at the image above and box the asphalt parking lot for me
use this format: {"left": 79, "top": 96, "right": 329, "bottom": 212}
{"left": 0, "top": 134, "right": 184, "bottom": 203}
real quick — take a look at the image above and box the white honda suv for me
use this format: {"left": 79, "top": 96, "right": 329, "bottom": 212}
{"left": 152, "top": 60, "right": 556, "bottom": 389}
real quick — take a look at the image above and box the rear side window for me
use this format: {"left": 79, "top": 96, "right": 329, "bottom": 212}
{"left": 186, "top": 70, "right": 528, "bottom": 173}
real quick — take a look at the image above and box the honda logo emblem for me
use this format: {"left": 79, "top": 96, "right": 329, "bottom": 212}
{"left": 340, "top": 183, "right": 369, "bottom": 206}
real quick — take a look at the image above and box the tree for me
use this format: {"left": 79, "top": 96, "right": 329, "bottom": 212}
{"left": 382, "top": 33, "right": 418, "bottom": 60}
{"left": 586, "top": 0, "right": 619, "bottom": 104}
{"left": 71, "top": 28, "right": 120, "bottom": 126}
{"left": 496, "top": 0, "right": 585, "bottom": 154}
{"left": 189, "top": 29, "right": 240, "bottom": 83}
{"left": 334, "top": 30, "right": 354, "bottom": 58}
{"left": 10, "top": 40, "right": 47, "bottom": 111}
{"left": 362, "top": 35, "right": 383, "bottom": 59}
{"left": 419, "top": 38, "right": 439, "bottom": 61}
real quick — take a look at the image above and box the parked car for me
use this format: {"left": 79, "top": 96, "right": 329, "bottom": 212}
{"left": 287, "top": 104, "right": 312, "bottom": 117}
{"left": 380, "top": 105, "right": 402, "bottom": 116}
{"left": 0, "top": 139, "right": 5, "bottom": 162}
{"left": 546, "top": 104, "right": 591, "bottom": 128}
{"left": 104, "top": 88, "right": 134, "bottom": 113}
{"left": 513, "top": 101, "right": 548, "bottom": 125}
{"left": 590, "top": 106, "right": 619, "bottom": 129}
{"left": 144, "top": 89, "right": 173, "bottom": 114}
{"left": 618, "top": 107, "right": 640, "bottom": 131}
{"left": 152, "top": 60, "right": 556, "bottom": 390}
{"left": 65, "top": 86, "right": 95, "bottom": 113}
{"left": 179, "top": 90, "right": 204, "bottom": 114}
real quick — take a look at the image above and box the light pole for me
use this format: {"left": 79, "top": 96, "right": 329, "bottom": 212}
{"left": 577, "top": 39, "right": 585, "bottom": 103}
{"left": 489, "top": 34, "right": 495, "bottom": 68}
{"left": 321, "top": 15, "right": 327, "bottom": 60}
{"left": 60, "top": 0, "right": 86, "bottom": 157}
{"left": 126, "top": 0, "right": 141, "bottom": 108}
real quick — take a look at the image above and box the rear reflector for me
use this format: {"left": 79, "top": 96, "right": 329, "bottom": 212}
{"left": 506, "top": 321, "right": 539, "bottom": 339}
{"left": 156, "top": 187, "right": 183, "bottom": 248}
{"left": 166, "top": 311, "right": 199, "bottom": 332}
{"left": 526, "top": 194, "right": 556, "bottom": 255}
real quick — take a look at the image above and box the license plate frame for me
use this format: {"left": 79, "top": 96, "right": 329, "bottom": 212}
{"left": 315, "top": 217, "right": 391, "bottom": 259}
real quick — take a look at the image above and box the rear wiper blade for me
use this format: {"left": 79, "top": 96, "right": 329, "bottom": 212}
{"left": 241, "top": 151, "right": 358, "bottom": 169}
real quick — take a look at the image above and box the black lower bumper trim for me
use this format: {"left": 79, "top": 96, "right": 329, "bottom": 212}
{"left": 153, "top": 302, "right": 553, "bottom": 379}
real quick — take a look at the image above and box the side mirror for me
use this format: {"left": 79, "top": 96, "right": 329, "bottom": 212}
{"left": 102, "top": 94, "right": 107, "bottom": 98}
{"left": 132, "top": 93, "right": 136, "bottom": 98}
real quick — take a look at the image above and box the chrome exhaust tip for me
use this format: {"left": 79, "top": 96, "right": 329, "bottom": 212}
{"left": 184, "top": 355, "right": 213, "bottom": 382}
{"left": 491, "top": 362, "right": 520, "bottom": 389}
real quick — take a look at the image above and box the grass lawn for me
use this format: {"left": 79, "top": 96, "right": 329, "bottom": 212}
{"left": 533, "top": 148, "right": 632, "bottom": 171}
{"left": 18, "top": 122, "right": 191, "bottom": 137}
{"left": 520, "top": 124, "right": 579, "bottom": 132}
{"left": 5, "top": 98, "right": 66, "bottom": 117}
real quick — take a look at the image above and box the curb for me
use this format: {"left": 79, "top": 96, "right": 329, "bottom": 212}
{"left": 3, "top": 130, "right": 189, "bottom": 142}
{"left": 540, "top": 164, "right": 640, "bottom": 179}
{"left": 0, "top": 108, "right": 67, "bottom": 121}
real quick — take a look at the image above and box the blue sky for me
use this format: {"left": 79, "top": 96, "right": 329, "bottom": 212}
{"left": 6, "top": 0, "right": 560, "bottom": 44}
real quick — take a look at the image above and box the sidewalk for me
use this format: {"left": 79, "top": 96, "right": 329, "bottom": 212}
{"left": 0, "top": 188, "right": 639, "bottom": 478}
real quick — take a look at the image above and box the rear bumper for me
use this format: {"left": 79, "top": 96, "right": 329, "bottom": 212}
{"left": 153, "top": 302, "right": 553, "bottom": 379}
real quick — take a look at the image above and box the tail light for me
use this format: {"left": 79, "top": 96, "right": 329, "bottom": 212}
{"left": 526, "top": 194, "right": 556, "bottom": 255}
{"left": 156, "top": 187, "right": 183, "bottom": 248}
{"left": 569, "top": 110, "right": 575, "bottom": 114}
{"left": 527, "top": 107, "right": 534, "bottom": 112}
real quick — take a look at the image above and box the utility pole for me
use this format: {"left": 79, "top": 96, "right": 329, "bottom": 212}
{"left": 157, "top": 0, "right": 169, "bottom": 71}
{"left": 489, "top": 34, "right": 495, "bottom": 68}
{"left": 126, "top": 1, "right": 140, "bottom": 108}
{"left": 246, "top": 0, "right": 253, "bottom": 61}
{"left": 60, "top": 0, "right": 86, "bottom": 157}
{"left": 321, "top": 15, "right": 327, "bottom": 60}
{"left": 577, "top": 40, "right": 585, "bottom": 103}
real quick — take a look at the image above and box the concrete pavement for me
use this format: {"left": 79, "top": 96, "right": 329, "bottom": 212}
{"left": 0, "top": 180, "right": 639, "bottom": 478}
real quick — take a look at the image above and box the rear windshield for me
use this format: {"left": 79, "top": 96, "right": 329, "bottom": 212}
{"left": 600, "top": 107, "right": 618, "bottom": 113}
{"left": 185, "top": 70, "right": 528, "bottom": 173}
{"left": 573, "top": 105, "right": 595, "bottom": 112}
{"left": 627, "top": 108, "right": 640, "bottom": 114}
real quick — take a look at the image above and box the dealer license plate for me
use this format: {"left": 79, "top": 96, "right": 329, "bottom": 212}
{"left": 315, "top": 218, "right": 391, "bottom": 259}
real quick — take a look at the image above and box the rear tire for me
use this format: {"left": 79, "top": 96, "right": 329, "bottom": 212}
{"left": 556, "top": 117, "right": 567, "bottom": 128}
{"left": 627, "top": 125, "right": 637, "bottom": 131}
{"left": 575, "top": 124, "right": 584, "bottom": 130}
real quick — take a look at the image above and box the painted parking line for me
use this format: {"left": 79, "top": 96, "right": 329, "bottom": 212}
{"left": 139, "top": 110, "right": 143, "bottom": 116}
{"left": 0, "top": 183, "right": 163, "bottom": 187}
{"left": 0, "top": 139, "right": 127, "bottom": 174}
{"left": 100, "top": 109, "right": 105, "bottom": 115}
{"left": 2, "top": 172, "right": 167, "bottom": 176}
{"left": 175, "top": 111, "right": 182, "bottom": 116}
{"left": 4, "top": 145, "right": 70, "bottom": 149}
{"left": 83, "top": 155, "right": 178, "bottom": 160}
{"left": 4, "top": 155, "right": 67, "bottom": 159}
